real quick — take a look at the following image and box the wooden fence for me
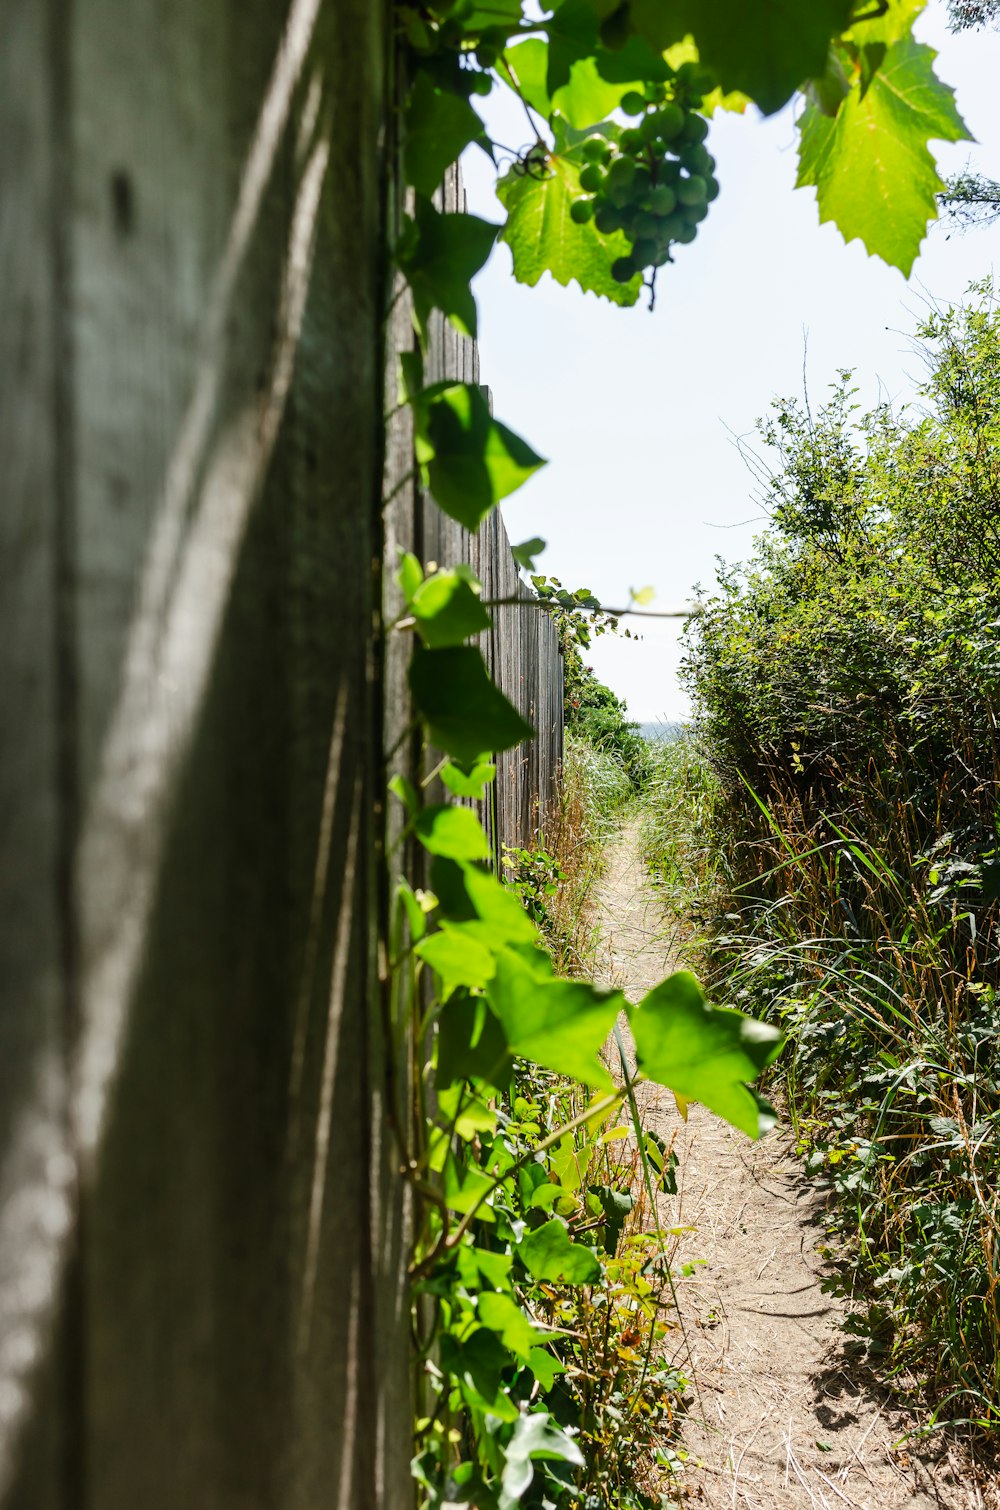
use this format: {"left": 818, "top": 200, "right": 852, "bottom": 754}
{"left": 0, "top": 9, "right": 562, "bottom": 1508}
{"left": 384, "top": 170, "right": 564, "bottom": 865}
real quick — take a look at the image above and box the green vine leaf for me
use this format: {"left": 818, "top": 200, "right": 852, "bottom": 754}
{"left": 404, "top": 70, "right": 488, "bottom": 198}
{"left": 497, "top": 153, "right": 643, "bottom": 305}
{"left": 414, "top": 382, "right": 546, "bottom": 529}
{"left": 410, "top": 645, "right": 535, "bottom": 764}
{"left": 478, "top": 1291, "right": 545, "bottom": 1362}
{"left": 436, "top": 990, "right": 513, "bottom": 1094}
{"left": 396, "top": 197, "right": 499, "bottom": 338}
{"left": 499, "top": 1410, "right": 586, "bottom": 1509}
{"left": 410, "top": 566, "right": 492, "bottom": 647}
{"left": 416, "top": 927, "right": 497, "bottom": 994}
{"left": 629, "top": 970, "right": 782, "bottom": 1138}
{"left": 796, "top": 38, "right": 971, "bottom": 274}
{"left": 439, "top": 1328, "right": 520, "bottom": 1419}
{"left": 415, "top": 804, "right": 492, "bottom": 861}
{"left": 517, "top": 1217, "right": 603, "bottom": 1284}
{"left": 625, "top": 0, "right": 854, "bottom": 114}
{"left": 432, "top": 856, "right": 539, "bottom": 946}
{"left": 440, "top": 760, "right": 497, "bottom": 797}
{"left": 511, "top": 537, "right": 546, "bottom": 571}
{"left": 487, "top": 949, "right": 624, "bottom": 1090}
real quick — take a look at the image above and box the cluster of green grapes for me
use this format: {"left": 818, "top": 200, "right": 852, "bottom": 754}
{"left": 570, "top": 83, "right": 719, "bottom": 283}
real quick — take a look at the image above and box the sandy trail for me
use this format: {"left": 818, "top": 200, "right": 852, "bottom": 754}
{"left": 593, "top": 820, "right": 981, "bottom": 1510}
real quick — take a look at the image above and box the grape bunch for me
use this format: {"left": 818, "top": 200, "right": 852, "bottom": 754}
{"left": 570, "top": 78, "right": 719, "bottom": 284}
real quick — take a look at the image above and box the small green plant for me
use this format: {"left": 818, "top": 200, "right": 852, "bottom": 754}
{"left": 503, "top": 843, "right": 567, "bottom": 930}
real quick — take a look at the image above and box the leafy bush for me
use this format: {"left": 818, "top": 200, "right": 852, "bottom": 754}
{"left": 672, "top": 284, "right": 1000, "bottom": 1432}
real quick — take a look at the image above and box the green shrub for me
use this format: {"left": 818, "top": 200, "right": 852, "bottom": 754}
{"left": 673, "top": 283, "right": 1000, "bottom": 1432}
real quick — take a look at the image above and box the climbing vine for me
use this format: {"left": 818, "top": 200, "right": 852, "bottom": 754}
{"left": 385, "top": 2, "right": 967, "bottom": 1505}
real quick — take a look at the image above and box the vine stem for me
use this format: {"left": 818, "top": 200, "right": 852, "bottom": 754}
{"left": 483, "top": 595, "right": 701, "bottom": 618}
{"left": 408, "top": 1087, "right": 626, "bottom": 1280}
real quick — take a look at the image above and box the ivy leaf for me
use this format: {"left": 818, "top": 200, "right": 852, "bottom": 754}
{"left": 414, "top": 382, "right": 546, "bottom": 529}
{"left": 410, "top": 567, "right": 492, "bottom": 647}
{"left": 526, "top": 1348, "right": 565, "bottom": 1391}
{"left": 487, "top": 950, "right": 623, "bottom": 1090}
{"left": 436, "top": 989, "right": 513, "bottom": 1093}
{"left": 416, "top": 928, "right": 497, "bottom": 994}
{"left": 517, "top": 1218, "right": 602, "bottom": 1284}
{"left": 410, "top": 645, "right": 535, "bottom": 764}
{"left": 404, "top": 70, "right": 487, "bottom": 197}
{"left": 512, "top": 537, "right": 546, "bottom": 571}
{"left": 497, "top": 153, "right": 642, "bottom": 306}
{"left": 588, "top": 1183, "right": 634, "bottom": 1254}
{"left": 415, "top": 804, "right": 492, "bottom": 861}
{"left": 440, "top": 760, "right": 497, "bottom": 797}
{"left": 796, "top": 38, "right": 972, "bottom": 275}
{"left": 629, "top": 970, "right": 782, "bottom": 1138}
{"left": 499, "top": 1410, "right": 586, "bottom": 1508}
{"left": 439, "top": 1328, "right": 519, "bottom": 1419}
{"left": 396, "top": 197, "right": 498, "bottom": 338}
{"left": 432, "top": 856, "right": 538, "bottom": 945}
{"left": 478, "top": 1291, "right": 543, "bottom": 1362}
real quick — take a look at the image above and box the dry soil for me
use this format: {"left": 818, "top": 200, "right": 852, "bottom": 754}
{"left": 593, "top": 820, "right": 991, "bottom": 1510}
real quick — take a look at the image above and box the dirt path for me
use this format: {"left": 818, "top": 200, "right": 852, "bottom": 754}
{"left": 594, "top": 820, "right": 981, "bottom": 1510}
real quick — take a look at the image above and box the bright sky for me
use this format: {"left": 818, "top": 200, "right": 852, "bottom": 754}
{"left": 462, "top": 3, "right": 1000, "bottom": 723}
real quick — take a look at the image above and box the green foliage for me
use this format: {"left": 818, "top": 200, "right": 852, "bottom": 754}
{"left": 797, "top": 36, "right": 970, "bottom": 275}
{"left": 396, "top": 197, "right": 498, "bottom": 337}
{"left": 939, "top": 170, "right": 1000, "bottom": 230}
{"left": 400, "top": 0, "right": 966, "bottom": 317}
{"left": 497, "top": 147, "right": 644, "bottom": 305}
{"left": 412, "top": 380, "right": 546, "bottom": 529}
{"left": 410, "top": 644, "right": 535, "bottom": 763}
{"left": 674, "top": 285, "right": 1000, "bottom": 1431}
{"left": 388, "top": 5, "right": 977, "bottom": 1500}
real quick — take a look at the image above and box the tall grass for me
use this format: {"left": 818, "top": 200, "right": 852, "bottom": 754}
{"left": 642, "top": 733, "right": 1000, "bottom": 1435}
{"left": 509, "top": 733, "right": 636, "bottom": 975}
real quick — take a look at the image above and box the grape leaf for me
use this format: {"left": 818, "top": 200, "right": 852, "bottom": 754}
{"left": 796, "top": 38, "right": 972, "bottom": 275}
{"left": 628, "top": 970, "right": 782, "bottom": 1138}
{"left": 703, "top": 0, "right": 854, "bottom": 115}
{"left": 502, "top": 38, "right": 552, "bottom": 117}
{"left": 497, "top": 153, "right": 642, "bottom": 306}
{"left": 847, "top": 0, "right": 927, "bottom": 46}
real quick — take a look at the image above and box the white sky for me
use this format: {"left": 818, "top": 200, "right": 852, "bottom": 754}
{"left": 462, "top": 3, "right": 1000, "bottom": 722}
